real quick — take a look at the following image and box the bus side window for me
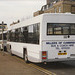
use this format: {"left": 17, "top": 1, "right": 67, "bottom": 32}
{"left": 54, "top": 26, "right": 62, "bottom": 34}
{"left": 12, "top": 30, "right": 15, "bottom": 42}
{"left": 18, "top": 28, "right": 21, "bottom": 42}
{"left": 71, "top": 24, "right": 75, "bottom": 34}
{"left": 33, "top": 23, "right": 40, "bottom": 44}
{"left": 23, "top": 27, "right": 28, "bottom": 43}
{"left": 15, "top": 29, "right": 19, "bottom": 42}
{"left": 18, "top": 28, "right": 24, "bottom": 42}
{"left": 63, "top": 27, "right": 70, "bottom": 35}
{"left": 28, "top": 25, "right": 34, "bottom": 43}
{"left": 47, "top": 23, "right": 53, "bottom": 35}
{"left": 9, "top": 31, "right": 12, "bottom": 41}
{"left": 8, "top": 23, "right": 40, "bottom": 44}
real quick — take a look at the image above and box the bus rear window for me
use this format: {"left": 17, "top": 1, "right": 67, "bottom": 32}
{"left": 47, "top": 23, "right": 75, "bottom": 35}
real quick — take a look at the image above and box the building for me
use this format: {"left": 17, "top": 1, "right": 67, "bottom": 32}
{"left": 47, "top": 0, "right": 57, "bottom": 4}
{"left": 33, "top": 0, "right": 75, "bottom": 17}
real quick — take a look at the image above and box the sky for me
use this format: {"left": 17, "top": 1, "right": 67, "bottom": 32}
{"left": 0, "top": 0, "right": 46, "bottom": 27}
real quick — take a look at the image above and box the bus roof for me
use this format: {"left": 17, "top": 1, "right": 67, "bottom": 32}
{"left": 8, "top": 13, "right": 75, "bottom": 30}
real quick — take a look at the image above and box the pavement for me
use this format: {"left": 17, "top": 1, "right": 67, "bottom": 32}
{"left": 0, "top": 51, "right": 46, "bottom": 75}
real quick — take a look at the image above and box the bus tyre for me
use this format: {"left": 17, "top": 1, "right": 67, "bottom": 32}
{"left": 24, "top": 50, "right": 29, "bottom": 63}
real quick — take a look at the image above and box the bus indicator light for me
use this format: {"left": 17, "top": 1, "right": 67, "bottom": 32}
{"left": 42, "top": 51, "right": 47, "bottom": 59}
{"left": 42, "top": 51, "right": 47, "bottom": 56}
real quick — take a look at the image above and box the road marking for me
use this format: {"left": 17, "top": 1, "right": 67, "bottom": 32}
{"left": 5, "top": 53, "right": 56, "bottom": 75}
{"left": 28, "top": 63, "right": 56, "bottom": 75}
{"left": 13, "top": 55, "right": 56, "bottom": 75}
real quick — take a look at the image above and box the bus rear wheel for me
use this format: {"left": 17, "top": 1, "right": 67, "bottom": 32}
{"left": 24, "top": 50, "right": 29, "bottom": 63}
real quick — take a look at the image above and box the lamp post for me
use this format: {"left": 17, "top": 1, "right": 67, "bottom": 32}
{"left": 0, "top": 21, "right": 7, "bottom": 55}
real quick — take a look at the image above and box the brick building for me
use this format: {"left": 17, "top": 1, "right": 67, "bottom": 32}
{"left": 33, "top": 0, "right": 75, "bottom": 17}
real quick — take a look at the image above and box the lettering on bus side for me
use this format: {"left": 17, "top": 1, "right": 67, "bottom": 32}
{"left": 46, "top": 42, "right": 57, "bottom": 44}
{"left": 46, "top": 42, "right": 75, "bottom": 50}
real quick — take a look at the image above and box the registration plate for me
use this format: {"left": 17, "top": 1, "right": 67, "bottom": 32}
{"left": 58, "top": 53, "right": 67, "bottom": 55}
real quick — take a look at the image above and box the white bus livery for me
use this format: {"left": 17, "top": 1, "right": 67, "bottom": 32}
{"left": 7, "top": 13, "right": 75, "bottom": 63}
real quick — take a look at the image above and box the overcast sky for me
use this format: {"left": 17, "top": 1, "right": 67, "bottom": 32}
{"left": 0, "top": 0, "right": 46, "bottom": 27}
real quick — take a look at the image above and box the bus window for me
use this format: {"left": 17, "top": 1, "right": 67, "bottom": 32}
{"left": 9, "top": 31, "right": 12, "bottom": 41}
{"left": 27, "top": 23, "right": 40, "bottom": 44}
{"left": 18, "top": 29, "right": 24, "bottom": 42}
{"left": 63, "top": 27, "right": 70, "bottom": 35}
{"left": 71, "top": 24, "right": 75, "bottom": 34}
{"left": 15, "top": 29, "right": 19, "bottom": 42}
{"left": 47, "top": 24, "right": 53, "bottom": 35}
{"left": 11, "top": 30, "right": 15, "bottom": 42}
{"left": 47, "top": 23, "right": 75, "bottom": 35}
{"left": 28, "top": 25, "right": 33, "bottom": 33}
{"left": 28, "top": 25, "right": 34, "bottom": 43}
{"left": 8, "top": 23, "right": 40, "bottom": 44}
{"left": 54, "top": 27, "right": 62, "bottom": 34}
{"left": 33, "top": 23, "right": 40, "bottom": 44}
{"left": 23, "top": 27, "right": 28, "bottom": 43}
{"left": 17, "top": 28, "right": 22, "bottom": 42}
{"left": 7, "top": 32, "right": 9, "bottom": 41}
{"left": 22, "top": 23, "right": 40, "bottom": 44}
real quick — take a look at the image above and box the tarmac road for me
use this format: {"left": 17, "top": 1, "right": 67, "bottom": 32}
{"left": 0, "top": 51, "right": 75, "bottom": 75}
{"left": 0, "top": 51, "right": 46, "bottom": 75}
{"left": 34, "top": 60, "right": 75, "bottom": 75}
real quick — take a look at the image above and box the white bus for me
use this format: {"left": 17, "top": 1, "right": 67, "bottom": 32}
{"left": 7, "top": 13, "right": 75, "bottom": 63}
{"left": 0, "top": 31, "right": 7, "bottom": 51}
